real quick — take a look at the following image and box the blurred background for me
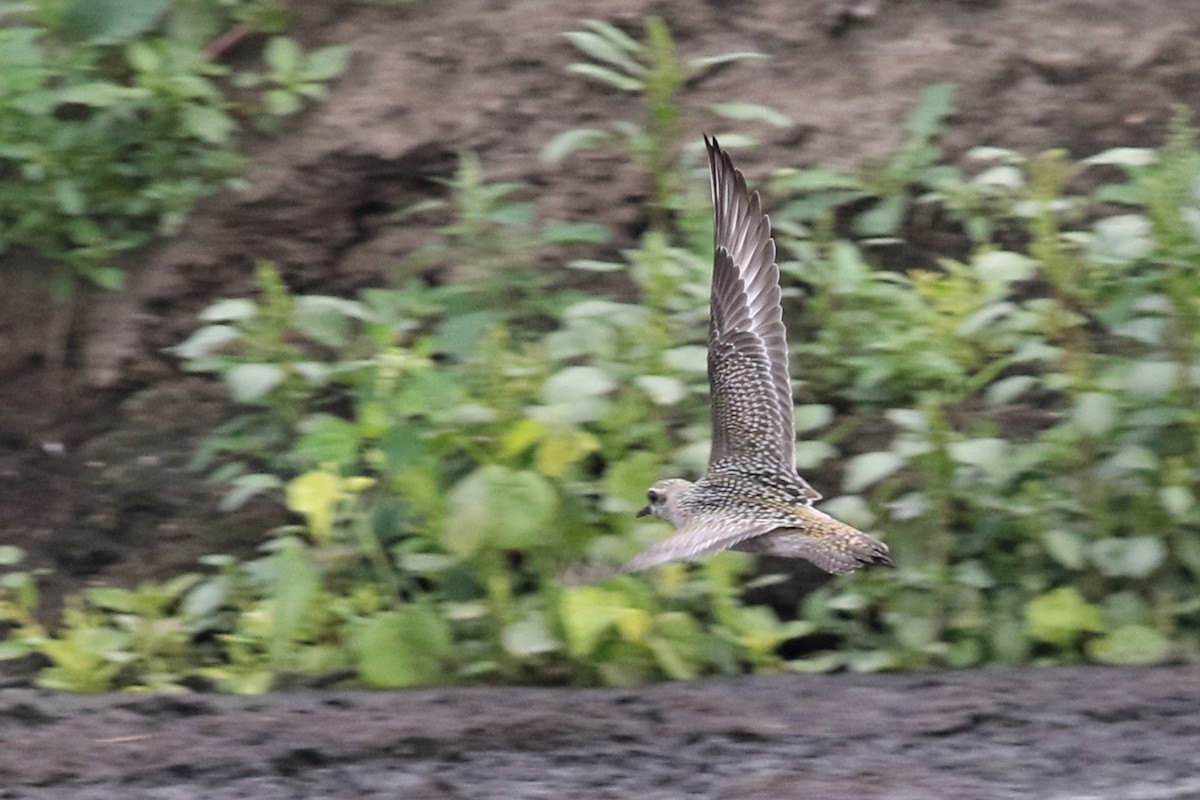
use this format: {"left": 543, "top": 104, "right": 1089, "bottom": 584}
{"left": 2, "top": 0, "right": 1200, "bottom": 698}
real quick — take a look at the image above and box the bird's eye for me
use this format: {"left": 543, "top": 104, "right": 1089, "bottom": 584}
{"left": 647, "top": 489, "right": 661, "bottom": 503}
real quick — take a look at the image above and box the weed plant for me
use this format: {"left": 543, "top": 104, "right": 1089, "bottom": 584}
{"left": 3, "top": 25, "right": 1200, "bottom": 689}
{"left": 0, "top": 0, "right": 347, "bottom": 295}
{"left": 543, "top": 18, "right": 788, "bottom": 233}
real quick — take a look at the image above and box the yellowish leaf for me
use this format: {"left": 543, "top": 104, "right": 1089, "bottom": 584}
{"left": 286, "top": 470, "right": 341, "bottom": 543}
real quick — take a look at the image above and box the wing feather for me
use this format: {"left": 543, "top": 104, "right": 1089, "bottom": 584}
{"left": 704, "top": 136, "right": 817, "bottom": 499}
{"left": 620, "top": 517, "right": 775, "bottom": 573}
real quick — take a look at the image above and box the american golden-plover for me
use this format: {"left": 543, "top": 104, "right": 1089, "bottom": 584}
{"left": 624, "top": 136, "right": 893, "bottom": 575}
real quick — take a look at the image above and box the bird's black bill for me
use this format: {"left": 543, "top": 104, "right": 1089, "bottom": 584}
{"left": 636, "top": 506, "right": 651, "bottom": 518}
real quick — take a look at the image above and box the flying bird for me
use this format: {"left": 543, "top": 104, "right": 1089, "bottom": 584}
{"left": 624, "top": 136, "right": 893, "bottom": 575}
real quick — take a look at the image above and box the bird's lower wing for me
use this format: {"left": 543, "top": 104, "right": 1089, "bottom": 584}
{"left": 621, "top": 519, "right": 776, "bottom": 573}
{"left": 733, "top": 525, "right": 893, "bottom": 574}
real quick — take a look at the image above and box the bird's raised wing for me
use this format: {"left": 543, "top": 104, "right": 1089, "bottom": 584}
{"left": 703, "top": 136, "right": 818, "bottom": 499}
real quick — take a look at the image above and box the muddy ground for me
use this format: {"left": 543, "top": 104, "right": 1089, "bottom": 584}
{"left": 4, "top": 666, "right": 1200, "bottom": 799}
{"left": 3, "top": 0, "right": 1200, "bottom": 797}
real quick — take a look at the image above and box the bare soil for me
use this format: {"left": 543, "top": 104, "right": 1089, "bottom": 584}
{"left": 3, "top": 0, "right": 1200, "bottom": 796}
{"left": 4, "top": 666, "right": 1200, "bottom": 799}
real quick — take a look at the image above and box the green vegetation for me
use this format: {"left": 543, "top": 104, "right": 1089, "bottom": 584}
{"left": 0, "top": 0, "right": 347, "bottom": 294}
{"left": 543, "top": 17, "right": 787, "bottom": 232}
{"left": 3, "top": 14, "right": 1200, "bottom": 691}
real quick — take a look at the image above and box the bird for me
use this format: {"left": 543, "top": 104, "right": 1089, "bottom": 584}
{"left": 623, "top": 136, "right": 893, "bottom": 575}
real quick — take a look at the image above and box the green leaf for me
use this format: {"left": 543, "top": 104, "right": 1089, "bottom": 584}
{"left": 293, "top": 295, "right": 362, "bottom": 347}
{"left": 566, "top": 63, "right": 643, "bottom": 92}
{"left": 855, "top": 195, "right": 905, "bottom": 237}
{"left": 61, "top": 0, "right": 171, "bottom": 44}
{"left": 843, "top": 451, "right": 904, "bottom": 493}
{"left": 564, "top": 31, "right": 646, "bottom": 76}
{"left": 444, "top": 466, "right": 557, "bottom": 556}
{"left": 50, "top": 179, "right": 81, "bottom": 216}
{"left": 297, "top": 415, "right": 361, "bottom": 467}
{"left": 707, "top": 102, "right": 791, "bottom": 128}
{"left": 81, "top": 266, "right": 125, "bottom": 290}
{"left": 391, "top": 369, "right": 464, "bottom": 420}
{"left": 303, "top": 45, "right": 350, "bottom": 81}
{"left": 181, "top": 577, "right": 228, "bottom": 622}
{"left": 905, "top": 83, "right": 955, "bottom": 140}
{"left": 793, "top": 404, "right": 833, "bottom": 433}
{"left": 225, "top": 363, "right": 285, "bottom": 403}
{"left": 0, "top": 640, "right": 33, "bottom": 661}
{"left": 558, "top": 586, "right": 626, "bottom": 658}
{"left": 270, "top": 538, "right": 319, "bottom": 665}
{"left": 1041, "top": 529, "right": 1084, "bottom": 570}
{"left": 0, "top": 545, "right": 24, "bottom": 566}
{"left": 986, "top": 375, "right": 1036, "bottom": 405}
{"left": 543, "top": 366, "right": 616, "bottom": 404}
{"left": 662, "top": 345, "right": 708, "bottom": 373}
{"left": 634, "top": 375, "right": 687, "bottom": 405}
{"left": 541, "top": 128, "right": 613, "bottom": 162}
{"left": 220, "top": 473, "right": 284, "bottom": 512}
{"left": 265, "top": 36, "right": 302, "bottom": 73}
{"left": 688, "top": 51, "right": 767, "bottom": 71}
{"left": 87, "top": 587, "right": 137, "bottom": 613}
{"left": 580, "top": 20, "right": 643, "bottom": 54}
{"left": 1091, "top": 182, "right": 1143, "bottom": 205}
{"left": 182, "top": 105, "right": 235, "bottom": 144}
{"left": 1175, "top": 533, "right": 1200, "bottom": 578}
{"left": 354, "top": 606, "right": 452, "bottom": 688}
{"left": 541, "top": 221, "right": 611, "bottom": 244}
{"left": 885, "top": 408, "right": 927, "bottom": 432}
{"left": 264, "top": 88, "right": 302, "bottom": 116}
{"left": 971, "top": 250, "right": 1036, "bottom": 284}
{"left": 379, "top": 424, "right": 425, "bottom": 472}
{"left": 1090, "top": 214, "right": 1153, "bottom": 264}
{"left": 487, "top": 201, "right": 533, "bottom": 227}
{"left": 1071, "top": 392, "right": 1118, "bottom": 437}
{"left": 647, "top": 636, "right": 697, "bottom": 681}
{"left": 772, "top": 167, "right": 862, "bottom": 193}
{"left": 535, "top": 428, "right": 599, "bottom": 477}
{"left": 435, "top": 310, "right": 499, "bottom": 361}
{"left": 199, "top": 298, "right": 258, "bottom": 322}
{"left": 1090, "top": 536, "right": 1166, "bottom": 578}
{"left": 125, "top": 40, "right": 159, "bottom": 73}
{"left": 566, "top": 257, "right": 623, "bottom": 272}
{"left": 1086, "top": 624, "right": 1169, "bottom": 666}
{"left": 174, "top": 325, "right": 240, "bottom": 360}
{"left": 501, "top": 611, "right": 559, "bottom": 657}
{"left": 1025, "top": 587, "right": 1103, "bottom": 646}
{"left": 286, "top": 470, "right": 342, "bottom": 541}
{"left": 1082, "top": 147, "right": 1156, "bottom": 167}
{"left": 1101, "top": 444, "right": 1159, "bottom": 475}
{"left": 1158, "top": 486, "right": 1194, "bottom": 520}
{"left": 947, "top": 437, "right": 1007, "bottom": 467}
{"left": 971, "top": 165, "right": 1024, "bottom": 189}
{"left": 1126, "top": 361, "right": 1177, "bottom": 398}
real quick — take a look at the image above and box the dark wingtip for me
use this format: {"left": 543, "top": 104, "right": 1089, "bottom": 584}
{"left": 868, "top": 553, "right": 895, "bottom": 569}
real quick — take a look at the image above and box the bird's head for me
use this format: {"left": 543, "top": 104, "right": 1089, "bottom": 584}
{"left": 637, "top": 478, "right": 694, "bottom": 526}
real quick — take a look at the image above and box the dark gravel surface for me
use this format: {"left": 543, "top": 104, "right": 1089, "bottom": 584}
{"left": 3, "top": 666, "right": 1200, "bottom": 799}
